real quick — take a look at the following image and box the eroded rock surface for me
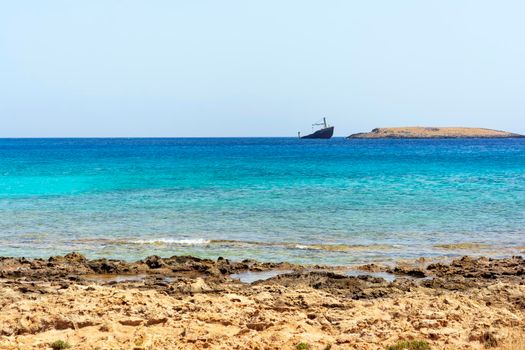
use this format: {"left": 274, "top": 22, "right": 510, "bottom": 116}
{"left": 0, "top": 254, "right": 524, "bottom": 349}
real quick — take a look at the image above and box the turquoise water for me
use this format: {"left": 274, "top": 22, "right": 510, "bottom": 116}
{"left": 0, "top": 138, "right": 524, "bottom": 265}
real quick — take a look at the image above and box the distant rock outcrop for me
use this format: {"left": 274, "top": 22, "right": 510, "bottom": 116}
{"left": 348, "top": 127, "right": 524, "bottom": 139}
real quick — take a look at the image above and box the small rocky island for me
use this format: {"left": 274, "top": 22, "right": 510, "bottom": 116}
{"left": 348, "top": 127, "right": 524, "bottom": 139}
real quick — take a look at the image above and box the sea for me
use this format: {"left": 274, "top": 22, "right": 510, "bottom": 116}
{"left": 1, "top": 138, "right": 524, "bottom": 266}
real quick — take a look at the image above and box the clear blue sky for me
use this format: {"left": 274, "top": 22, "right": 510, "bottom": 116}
{"left": 1, "top": 1, "right": 524, "bottom": 137}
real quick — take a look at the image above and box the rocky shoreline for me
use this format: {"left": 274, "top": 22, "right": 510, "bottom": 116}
{"left": 1, "top": 253, "right": 524, "bottom": 349}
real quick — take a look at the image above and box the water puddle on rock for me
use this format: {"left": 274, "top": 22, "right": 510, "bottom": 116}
{"left": 83, "top": 274, "right": 148, "bottom": 283}
{"left": 230, "top": 270, "right": 294, "bottom": 283}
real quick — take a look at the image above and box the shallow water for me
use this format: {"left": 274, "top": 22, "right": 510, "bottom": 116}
{"left": 83, "top": 274, "right": 148, "bottom": 283}
{"left": 0, "top": 138, "right": 524, "bottom": 265}
{"left": 230, "top": 270, "right": 295, "bottom": 284}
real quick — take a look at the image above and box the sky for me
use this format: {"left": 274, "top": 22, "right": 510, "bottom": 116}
{"left": 0, "top": 0, "right": 524, "bottom": 137}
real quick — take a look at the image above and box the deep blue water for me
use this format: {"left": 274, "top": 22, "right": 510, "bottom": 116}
{"left": 0, "top": 138, "right": 524, "bottom": 265}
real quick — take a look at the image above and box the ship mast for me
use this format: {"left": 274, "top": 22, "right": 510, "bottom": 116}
{"left": 311, "top": 118, "right": 328, "bottom": 130}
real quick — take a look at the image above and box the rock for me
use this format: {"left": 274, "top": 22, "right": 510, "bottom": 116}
{"left": 88, "top": 259, "right": 119, "bottom": 273}
{"left": 246, "top": 322, "right": 274, "bottom": 331}
{"left": 119, "top": 318, "right": 144, "bottom": 326}
{"left": 144, "top": 255, "right": 164, "bottom": 269}
{"left": 99, "top": 322, "right": 115, "bottom": 332}
{"left": 0, "top": 255, "right": 524, "bottom": 350}
{"left": 392, "top": 266, "right": 427, "bottom": 278}
{"left": 63, "top": 252, "right": 87, "bottom": 263}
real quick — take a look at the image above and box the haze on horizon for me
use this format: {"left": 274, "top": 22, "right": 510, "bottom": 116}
{"left": 1, "top": 0, "right": 524, "bottom": 137}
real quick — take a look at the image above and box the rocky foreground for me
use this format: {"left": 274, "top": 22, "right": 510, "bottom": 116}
{"left": 0, "top": 254, "right": 524, "bottom": 350}
{"left": 348, "top": 127, "right": 524, "bottom": 139}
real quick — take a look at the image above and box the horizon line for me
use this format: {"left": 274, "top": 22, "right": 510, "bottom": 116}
{"left": 0, "top": 135, "right": 351, "bottom": 139}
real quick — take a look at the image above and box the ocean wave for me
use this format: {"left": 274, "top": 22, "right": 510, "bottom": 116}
{"left": 130, "top": 238, "right": 211, "bottom": 245}
{"left": 74, "top": 237, "right": 399, "bottom": 252}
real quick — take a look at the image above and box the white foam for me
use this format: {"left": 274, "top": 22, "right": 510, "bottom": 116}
{"left": 130, "top": 238, "right": 210, "bottom": 245}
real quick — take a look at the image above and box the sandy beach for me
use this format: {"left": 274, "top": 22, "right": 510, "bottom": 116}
{"left": 0, "top": 254, "right": 524, "bottom": 350}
